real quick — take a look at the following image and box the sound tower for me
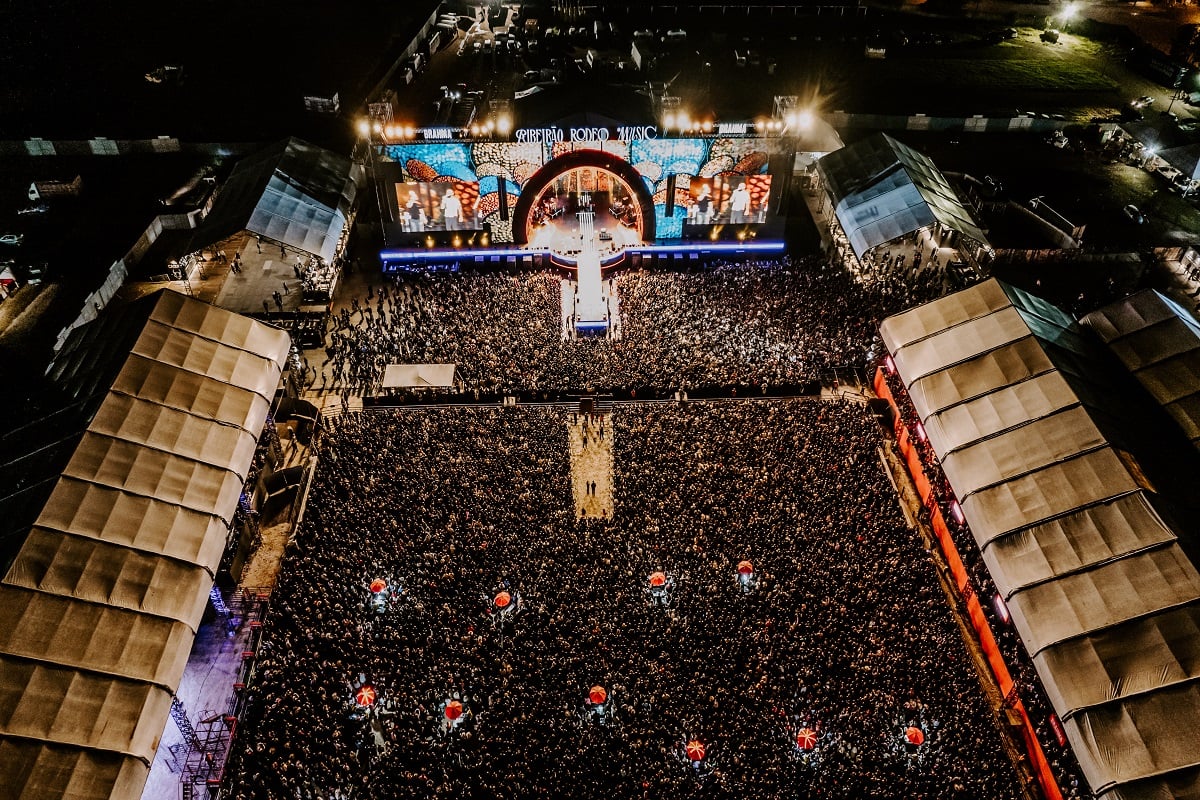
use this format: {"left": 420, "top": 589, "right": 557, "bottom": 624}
{"left": 665, "top": 173, "right": 676, "bottom": 217}
{"left": 499, "top": 180, "right": 509, "bottom": 221}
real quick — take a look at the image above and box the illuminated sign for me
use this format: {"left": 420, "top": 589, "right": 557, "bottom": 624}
{"left": 421, "top": 127, "right": 455, "bottom": 140}
{"left": 514, "top": 125, "right": 659, "bottom": 143}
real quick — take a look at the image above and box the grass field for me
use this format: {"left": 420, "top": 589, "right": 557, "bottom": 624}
{"left": 869, "top": 56, "right": 1117, "bottom": 93}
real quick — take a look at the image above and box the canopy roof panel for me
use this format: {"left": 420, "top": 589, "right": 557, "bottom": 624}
{"left": 880, "top": 278, "right": 1200, "bottom": 798}
{"left": 1084, "top": 291, "right": 1200, "bottom": 452}
{"left": 0, "top": 290, "right": 288, "bottom": 800}
{"left": 5, "top": 529, "right": 211, "bottom": 629}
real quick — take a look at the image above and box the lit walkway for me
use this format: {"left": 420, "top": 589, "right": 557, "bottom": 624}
{"left": 568, "top": 414, "right": 613, "bottom": 520}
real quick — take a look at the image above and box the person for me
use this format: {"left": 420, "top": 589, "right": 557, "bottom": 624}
{"left": 442, "top": 189, "right": 464, "bottom": 231}
{"left": 405, "top": 190, "right": 426, "bottom": 232}
{"left": 729, "top": 181, "right": 751, "bottom": 224}
{"left": 693, "top": 184, "right": 713, "bottom": 224}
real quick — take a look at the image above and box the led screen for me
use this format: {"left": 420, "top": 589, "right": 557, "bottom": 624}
{"left": 382, "top": 138, "right": 776, "bottom": 242}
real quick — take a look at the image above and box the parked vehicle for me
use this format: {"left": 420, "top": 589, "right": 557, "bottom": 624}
{"left": 1123, "top": 204, "right": 1146, "bottom": 224}
{"left": 1131, "top": 95, "right": 1154, "bottom": 109}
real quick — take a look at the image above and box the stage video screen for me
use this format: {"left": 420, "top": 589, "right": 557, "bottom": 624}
{"left": 383, "top": 138, "right": 779, "bottom": 243}
{"left": 394, "top": 182, "right": 482, "bottom": 232}
{"left": 682, "top": 175, "right": 773, "bottom": 228}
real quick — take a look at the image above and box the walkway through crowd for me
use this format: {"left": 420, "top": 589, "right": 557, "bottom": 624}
{"left": 568, "top": 412, "right": 613, "bottom": 519}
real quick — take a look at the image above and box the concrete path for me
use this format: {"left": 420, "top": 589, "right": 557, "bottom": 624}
{"left": 568, "top": 415, "right": 613, "bottom": 520}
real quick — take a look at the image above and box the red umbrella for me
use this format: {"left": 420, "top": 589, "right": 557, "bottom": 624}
{"left": 354, "top": 686, "right": 377, "bottom": 707}
{"left": 685, "top": 740, "right": 706, "bottom": 761}
{"left": 737, "top": 560, "right": 754, "bottom": 576}
{"left": 589, "top": 686, "right": 608, "bottom": 705}
{"left": 494, "top": 591, "right": 512, "bottom": 608}
{"left": 905, "top": 726, "right": 925, "bottom": 746}
{"left": 445, "top": 700, "right": 464, "bottom": 721}
{"left": 369, "top": 579, "right": 387, "bottom": 593}
{"left": 649, "top": 572, "right": 667, "bottom": 587}
{"left": 796, "top": 728, "right": 817, "bottom": 750}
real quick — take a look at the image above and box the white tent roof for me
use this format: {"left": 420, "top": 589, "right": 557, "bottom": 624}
{"left": 0, "top": 290, "right": 289, "bottom": 800}
{"left": 1084, "top": 291, "right": 1200, "bottom": 453}
{"left": 880, "top": 278, "right": 1200, "bottom": 799}
{"left": 816, "top": 133, "right": 989, "bottom": 261}
{"left": 381, "top": 363, "right": 457, "bottom": 388}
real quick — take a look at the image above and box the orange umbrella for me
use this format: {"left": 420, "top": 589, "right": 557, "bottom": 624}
{"left": 589, "top": 685, "right": 607, "bottom": 705}
{"left": 445, "top": 700, "right": 464, "bottom": 721}
{"left": 685, "top": 740, "right": 706, "bottom": 761}
{"left": 737, "top": 560, "right": 754, "bottom": 576}
{"left": 370, "top": 579, "right": 387, "bottom": 593}
{"left": 796, "top": 728, "right": 817, "bottom": 750}
{"left": 354, "top": 686, "right": 377, "bottom": 707}
{"left": 494, "top": 591, "right": 512, "bottom": 608}
{"left": 905, "top": 726, "right": 925, "bottom": 746}
{"left": 649, "top": 572, "right": 667, "bottom": 587}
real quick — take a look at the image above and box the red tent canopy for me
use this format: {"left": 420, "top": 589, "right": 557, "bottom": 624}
{"left": 494, "top": 591, "right": 511, "bottom": 608}
{"left": 905, "top": 726, "right": 925, "bottom": 746}
{"left": 370, "top": 578, "right": 387, "bottom": 593}
{"left": 445, "top": 700, "right": 464, "bottom": 720}
{"left": 355, "top": 686, "right": 377, "bottom": 707}
{"left": 589, "top": 686, "right": 607, "bottom": 705}
{"left": 796, "top": 728, "right": 817, "bottom": 750}
{"left": 737, "top": 560, "right": 754, "bottom": 575}
{"left": 649, "top": 572, "right": 667, "bottom": 587}
{"left": 685, "top": 740, "right": 705, "bottom": 761}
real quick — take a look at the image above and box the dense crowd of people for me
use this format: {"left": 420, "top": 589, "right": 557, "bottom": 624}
{"left": 318, "top": 258, "right": 951, "bottom": 398}
{"left": 225, "top": 401, "right": 1022, "bottom": 800}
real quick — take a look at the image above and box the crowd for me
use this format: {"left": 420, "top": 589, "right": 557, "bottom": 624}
{"left": 317, "top": 258, "right": 952, "bottom": 398}
{"left": 224, "top": 401, "right": 1023, "bottom": 800}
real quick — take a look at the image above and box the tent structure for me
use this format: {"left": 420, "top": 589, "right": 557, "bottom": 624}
{"left": 1084, "top": 290, "right": 1200, "bottom": 454}
{"left": 0, "top": 290, "right": 290, "bottom": 800}
{"left": 880, "top": 279, "right": 1200, "bottom": 800}
{"left": 189, "top": 137, "right": 364, "bottom": 264}
{"left": 381, "top": 363, "right": 457, "bottom": 389}
{"left": 816, "top": 133, "right": 988, "bottom": 262}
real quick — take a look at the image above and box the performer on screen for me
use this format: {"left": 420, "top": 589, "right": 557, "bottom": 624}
{"left": 693, "top": 184, "right": 713, "bottom": 225}
{"left": 404, "top": 190, "right": 426, "bottom": 232}
{"left": 729, "top": 181, "right": 751, "bottom": 224}
{"left": 442, "top": 189, "right": 464, "bottom": 231}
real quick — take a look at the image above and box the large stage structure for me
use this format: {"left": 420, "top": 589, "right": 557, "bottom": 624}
{"left": 372, "top": 122, "right": 801, "bottom": 274}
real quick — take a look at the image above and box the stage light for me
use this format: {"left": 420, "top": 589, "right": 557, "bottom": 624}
{"left": 471, "top": 124, "right": 480, "bottom": 135}
{"left": 796, "top": 110, "right": 814, "bottom": 130}
{"left": 425, "top": 236, "right": 435, "bottom": 248}
{"left": 497, "top": 114, "right": 512, "bottom": 135}
{"left": 383, "top": 125, "right": 394, "bottom": 139}
{"left": 485, "top": 120, "right": 495, "bottom": 132}
{"left": 372, "top": 121, "right": 383, "bottom": 135}
{"left": 737, "top": 230, "right": 746, "bottom": 241}
{"left": 453, "top": 236, "right": 462, "bottom": 247}
{"left": 356, "top": 119, "right": 370, "bottom": 137}
{"left": 663, "top": 112, "right": 677, "bottom": 129}
{"left": 701, "top": 119, "right": 713, "bottom": 132}
{"left": 404, "top": 126, "right": 415, "bottom": 137}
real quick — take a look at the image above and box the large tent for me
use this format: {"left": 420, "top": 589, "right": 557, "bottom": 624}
{"left": 816, "top": 133, "right": 987, "bottom": 262}
{"left": 0, "top": 290, "right": 290, "bottom": 800}
{"left": 880, "top": 279, "right": 1200, "bottom": 800}
{"left": 189, "top": 137, "right": 364, "bottom": 263}
{"left": 1083, "top": 290, "right": 1200, "bottom": 454}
